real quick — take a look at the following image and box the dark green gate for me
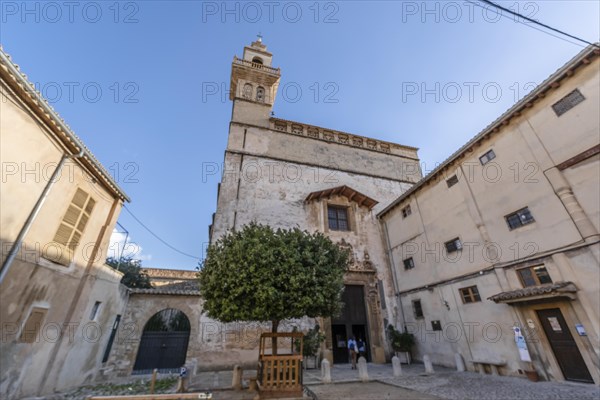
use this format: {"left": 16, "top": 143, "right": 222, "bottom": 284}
{"left": 133, "top": 308, "right": 191, "bottom": 374}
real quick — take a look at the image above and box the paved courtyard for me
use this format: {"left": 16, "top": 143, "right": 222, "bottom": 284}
{"left": 303, "top": 363, "right": 600, "bottom": 400}
{"left": 43, "top": 362, "right": 600, "bottom": 399}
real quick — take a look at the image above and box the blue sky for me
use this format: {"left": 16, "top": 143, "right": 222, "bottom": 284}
{"left": 2, "top": 1, "right": 598, "bottom": 270}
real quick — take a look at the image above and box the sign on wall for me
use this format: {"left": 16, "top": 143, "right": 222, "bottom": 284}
{"left": 513, "top": 326, "right": 532, "bottom": 362}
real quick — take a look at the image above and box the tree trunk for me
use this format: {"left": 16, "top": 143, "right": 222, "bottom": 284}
{"left": 271, "top": 319, "right": 279, "bottom": 355}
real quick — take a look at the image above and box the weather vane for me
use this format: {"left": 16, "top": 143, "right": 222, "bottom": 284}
{"left": 257, "top": 32, "right": 263, "bottom": 42}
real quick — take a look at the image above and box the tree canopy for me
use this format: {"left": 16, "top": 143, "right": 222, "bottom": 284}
{"left": 199, "top": 223, "right": 350, "bottom": 332}
{"left": 106, "top": 256, "right": 152, "bottom": 289}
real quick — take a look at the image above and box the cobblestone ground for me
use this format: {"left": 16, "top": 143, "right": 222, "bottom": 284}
{"left": 39, "top": 363, "right": 599, "bottom": 399}
{"left": 308, "top": 381, "right": 441, "bottom": 400}
{"left": 304, "top": 363, "right": 600, "bottom": 400}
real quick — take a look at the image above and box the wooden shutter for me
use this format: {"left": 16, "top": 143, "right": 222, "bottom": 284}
{"left": 45, "top": 188, "right": 96, "bottom": 265}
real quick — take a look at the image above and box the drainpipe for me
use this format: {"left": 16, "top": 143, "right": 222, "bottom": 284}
{"left": 0, "top": 150, "right": 85, "bottom": 284}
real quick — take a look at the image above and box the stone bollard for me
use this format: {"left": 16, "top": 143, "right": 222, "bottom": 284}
{"left": 423, "top": 355, "right": 434, "bottom": 374}
{"left": 358, "top": 357, "right": 369, "bottom": 382}
{"left": 321, "top": 359, "right": 332, "bottom": 383}
{"left": 454, "top": 353, "right": 466, "bottom": 372}
{"left": 232, "top": 365, "right": 243, "bottom": 391}
{"left": 392, "top": 356, "right": 402, "bottom": 377}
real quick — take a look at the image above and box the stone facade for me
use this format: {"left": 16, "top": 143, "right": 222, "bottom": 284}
{"left": 208, "top": 39, "right": 422, "bottom": 367}
{"left": 0, "top": 48, "right": 129, "bottom": 398}
{"left": 379, "top": 45, "right": 600, "bottom": 384}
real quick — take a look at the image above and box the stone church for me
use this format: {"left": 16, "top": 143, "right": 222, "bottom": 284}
{"left": 207, "top": 38, "right": 422, "bottom": 366}
{"left": 3, "top": 36, "right": 596, "bottom": 398}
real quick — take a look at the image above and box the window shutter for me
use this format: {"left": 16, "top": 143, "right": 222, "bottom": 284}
{"left": 45, "top": 188, "right": 95, "bottom": 265}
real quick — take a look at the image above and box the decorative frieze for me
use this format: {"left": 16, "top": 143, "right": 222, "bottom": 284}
{"left": 291, "top": 124, "right": 303, "bottom": 134}
{"left": 323, "top": 130, "right": 335, "bottom": 141}
{"left": 307, "top": 127, "right": 319, "bottom": 138}
{"left": 269, "top": 118, "right": 414, "bottom": 156}
{"left": 274, "top": 120, "right": 287, "bottom": 132}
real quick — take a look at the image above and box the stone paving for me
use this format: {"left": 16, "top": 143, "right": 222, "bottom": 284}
{"left": 41, "top": 363, "right": 600, "bottom": 399}
{"left": 303, "top": 363, "right": 600, "bottom": 400}
{"left": 308, "top": 381, "right": 441, "bottom": 400}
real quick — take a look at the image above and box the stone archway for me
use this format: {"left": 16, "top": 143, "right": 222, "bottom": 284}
{"left": 132, "top": 308, "right": 191, "bottom": 374}
{"left": 323, "top": 248, "right": 386, "bottom": 364}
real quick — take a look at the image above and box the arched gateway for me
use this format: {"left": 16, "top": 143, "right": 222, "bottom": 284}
{"left": 133, "top": 308, "right": 191, "bottom": 374}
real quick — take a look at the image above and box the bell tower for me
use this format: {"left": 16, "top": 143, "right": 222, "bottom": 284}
{"left": 230, "top": 36, "right": 281, "bottom": 127}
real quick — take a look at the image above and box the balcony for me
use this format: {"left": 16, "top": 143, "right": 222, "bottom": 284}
{"left": 233, "top": 56, "right": 280, "bottom": 75}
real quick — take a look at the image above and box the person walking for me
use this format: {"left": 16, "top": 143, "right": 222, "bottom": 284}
{"left": 357, "top": 337, "right": 366, "bottom": 360}
{"left": 347, "top": 336, "right": 358, "bottom": 369}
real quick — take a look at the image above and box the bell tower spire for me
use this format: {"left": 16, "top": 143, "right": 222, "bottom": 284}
{"left": 230, "top": 37, "right": 281, "bottom": 127}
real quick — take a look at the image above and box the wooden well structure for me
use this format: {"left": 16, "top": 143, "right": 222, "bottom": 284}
{"left": 257, "top": 332, "right": 304, "bottom": 398}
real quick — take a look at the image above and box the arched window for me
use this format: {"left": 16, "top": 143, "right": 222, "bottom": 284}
{"left": 252, "top": 57, "right": 263, "bottom": 65}
{"left": 256, "top": 86, "right": 265, "bottom": 103}
{"left": 243, "top": 83, "right": 253, "bottom": 99}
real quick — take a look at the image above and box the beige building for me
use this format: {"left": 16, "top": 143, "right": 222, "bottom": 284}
{"left": 103, "top": 268, "right": 202, "bottom": 377}
{"left": 208, "top": 38, "right": 422, "bottom": 367}
{"left": 379, "top": 45, "right": 600, "bottom": 384}
{"left": 0, "top": 48, "right": 130, "bottom": 398}
{"left": 3, "top": 37, "right": 597, "bottom": 397}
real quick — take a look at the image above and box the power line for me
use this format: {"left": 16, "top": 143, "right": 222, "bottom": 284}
{"left": 465, "top": 0, "right": 586, "bottom": 48}
{"left": 476, "top": 0, "right": 599, "bottom": 48}
{"left": 123, "top": 204, "right": 201, "bottom": 260}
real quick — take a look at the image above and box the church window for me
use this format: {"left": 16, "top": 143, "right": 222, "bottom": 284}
{"left": 243, "top": 83, "right": 253, "bottom": 99}
{"left": 256, "top": 86, "right": 265, "bottom": 102}
{"left": 431, "top": 320, "right": 442, "bottom": 331}
{"left": 403, "top": 257, "right": 415, "bottom": 270}
{"left": 328, "top": 205, "right": 349, "bottom": 231}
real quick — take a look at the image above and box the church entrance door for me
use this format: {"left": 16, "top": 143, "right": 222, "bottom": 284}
{"left": 331, "top": 285, "right": 370, "bottom": 364}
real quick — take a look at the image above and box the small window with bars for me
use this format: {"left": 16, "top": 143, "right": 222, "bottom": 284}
{"left": 459, "top": 286, "right": 481, "bottom": 304}
{"left": 403, "top": 257, "right": 415, "bottom": 270}
{"left": 412, "top": 299, "right": 424, "bottom": 319}
{"left": 479, "top": 149, "right": 496, "bottom": 165}
{"left": 90, "top": 301, "right": 102, "bottom": 320}
{"left": 402, "top": 205, "right": 412, "bottom": 218}
{"left": 517, "top": 265, "right": 552, "bottom": 287}
{"left": 45, "top": 188, "right": 96, "bottom": 265}
{"left": 446, "top": 175, "right": 459, "bottom": 188}
{"left": 552, "top": 89, "right": 585, "bottom": 117}
{"left": 505, "top": 207, "right": 534, "bottom": 230}
{"left": 328, "top": 205, "right": 350, "bottom": 231}
{"left": 445, "top": 237, "right": 462, "bottom": 253}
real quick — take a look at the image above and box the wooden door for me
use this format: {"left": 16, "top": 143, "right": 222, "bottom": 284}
{"left": 332, "top": 285, "right": 370, "bottom": 364}
{"left": 536, "top": 308, "right": 593, "bottom": 383}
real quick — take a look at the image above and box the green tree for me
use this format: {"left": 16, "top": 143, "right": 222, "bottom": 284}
{"left": 199, "top": 223, "right": 349, "bottom": 352}
{"left": 106, "top": 256, "right": 152, "bottom": 289}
